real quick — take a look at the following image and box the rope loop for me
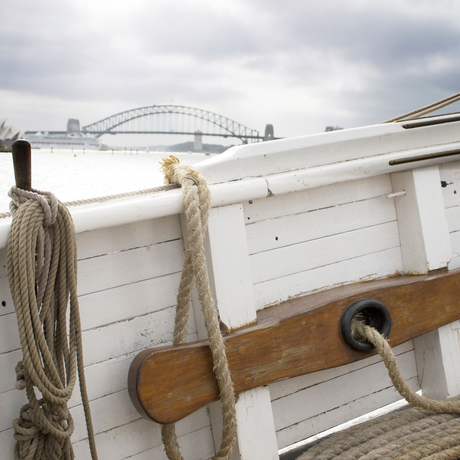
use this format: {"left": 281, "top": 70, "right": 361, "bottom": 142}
{"left": 160, "top": 156, "right": 237, "bottom": 460}
{"left": 7, "top": 186, "right": 98, "bottom": 460}
{"left": 9, "top": 186, "right": 58, "bottom": 226}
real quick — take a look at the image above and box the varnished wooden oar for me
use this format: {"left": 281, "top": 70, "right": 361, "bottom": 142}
{"left": 128, "top": 269, "right": 460, "bottom": 424}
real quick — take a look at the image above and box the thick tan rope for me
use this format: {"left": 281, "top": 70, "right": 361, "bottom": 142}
{"left": 160, "top": 156, "right": 237, "bottom": 460}
{"left": 296, "top": 321, "right": 460, "bottom": 459}
{"left": 7, "top": 186, "right": 98, "bottom": 460}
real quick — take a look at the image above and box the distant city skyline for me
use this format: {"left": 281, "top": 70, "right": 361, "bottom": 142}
{"left": 2, "top": 0, "right": 460, "bottom": 148}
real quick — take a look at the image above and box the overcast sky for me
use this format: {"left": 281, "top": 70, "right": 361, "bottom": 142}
{"left": 1, "top": 0, "right": 460, "bottom": 146}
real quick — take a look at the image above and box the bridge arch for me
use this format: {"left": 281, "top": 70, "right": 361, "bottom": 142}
{"left": 82, "top": 105, "right": 262, "bottom": 143}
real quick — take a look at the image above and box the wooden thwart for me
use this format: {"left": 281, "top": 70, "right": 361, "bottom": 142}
{"left": 128, "top": 269, "right": 460, "bottom": 424}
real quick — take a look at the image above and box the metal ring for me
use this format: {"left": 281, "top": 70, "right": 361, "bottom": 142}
{"left": 340, "top": 298, "right": 392, "bottom": 352}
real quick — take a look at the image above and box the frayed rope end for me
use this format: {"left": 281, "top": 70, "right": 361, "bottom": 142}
{"left": 160, "top": 156, "right": 180, "bottom": 185}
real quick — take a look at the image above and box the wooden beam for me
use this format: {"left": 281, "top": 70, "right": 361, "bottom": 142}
{"left": 128, "top": 269, "right": 460, "bottom": 424}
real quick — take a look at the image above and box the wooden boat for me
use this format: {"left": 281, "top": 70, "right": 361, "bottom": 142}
{"left": 1, "top": 107, "right": 460, "bottom": 459}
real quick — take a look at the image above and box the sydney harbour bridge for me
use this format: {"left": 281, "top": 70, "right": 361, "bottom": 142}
{"left": 28, "top": 105, "right": 276, "bottom": 148}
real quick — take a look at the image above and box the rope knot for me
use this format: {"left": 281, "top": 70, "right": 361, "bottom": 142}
{"left": 160, "top": 156, "right": 203, "bottom": 187}
{"left": 8, "top": 186, "right": 59, "bottom": 227}
{"left": 15, "top": 361, "right": 26, "bottom": 391}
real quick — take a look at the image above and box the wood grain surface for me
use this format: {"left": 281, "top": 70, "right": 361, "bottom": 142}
{"left": 129, "top": 269, "right": 460, "bottom": 424}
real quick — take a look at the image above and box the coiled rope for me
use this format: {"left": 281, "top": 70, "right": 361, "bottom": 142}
{"left": 296, "top": 320, "right": 460, "bottom": 459}
{"left": 160, "top": 156, "right": 237, "bottom": 460}
{"left": 7, "top": 186, "right": 98, "bottom": 460}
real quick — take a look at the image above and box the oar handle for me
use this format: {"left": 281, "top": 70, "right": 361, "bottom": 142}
{"left": 12, "top": 140, "right": 32, "bottom": 191}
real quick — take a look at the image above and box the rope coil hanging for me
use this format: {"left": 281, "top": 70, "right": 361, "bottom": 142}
{"left": 295, "top": 320, "right": 460, "bottom": 460}
{"left": 160, "top": 156, "right": 237, "bottom": 460}
{"left": 7, "top": 184, "right": 98, "bottom": 460}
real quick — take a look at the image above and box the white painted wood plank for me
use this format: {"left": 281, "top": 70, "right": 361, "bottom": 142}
{"left": 72, "top": 420, "right": 214, "bottom": 460}
{"left": 246, "top": 195, "right": 396, "bottom": 255}
{"left": 0, "top": 312, "right": 19, "bottom": 355}
{"left": 251, "top": 221, "right": 400, "bottom": 285}
{"left": 269, "top": 342, "right": 414, "bottom": 401}
{"left": 243, "top": 175, "right": 393, "bottom": 224}
{"left": 439, "top": 160, "right": 460, "bottom": 183}
{"left": 254, "top": 247, "right": 403, "bottom": 309}
{"left": 76, "top": 215, "right": 181, "bottom": 259}
{"left": 276, "top": 378, "right": 420, "bottom": 450}
{"left": 271, "top": 349, "right": 417, "bottom": 432}
{"left": 273, "top": 353, "right": 418, "bottom": 448}
{"left": 450, "top": 231, "right": 460, "bottom": 260}
{"left": 0, "top": 386, "right": 29, "bottom": 432}
{"left": 77, "top": 239, "right": 184, "bottom": 296}
{"left": 123, "top": 427, "right": 215, "bottom": 460}
{"left": 0, "top": 275, "right": 14, "bottom": 318}
{"left": 445, "top": 206, "right": 460, "bottom": 233}
{"left": 0, "top": 428, "right": 14, "bottom": 460}
{"left": 0, "top": 349, "right": 21, "bottom": 394}
{"left": 82, "top": 307, "right": 196, "bottom": 366}
{"left": 78, "top": 271, "right": 181, "bottom": 331}
{"left": 442, "top": 185, "right": 460, "bottom": 209}
{"left": 0, "top": 246, "right": 7, "bottom": 277}
{"left": 0, "top": 305, "right": 197, "bottom": 365}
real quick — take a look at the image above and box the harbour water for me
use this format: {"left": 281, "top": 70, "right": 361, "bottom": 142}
{"left": 0, "top": 148, "right": 212, "bottom": 213}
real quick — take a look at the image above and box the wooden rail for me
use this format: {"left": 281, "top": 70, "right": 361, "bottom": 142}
{"left": 129, "top": 269, "right": 460, "bottom": 424}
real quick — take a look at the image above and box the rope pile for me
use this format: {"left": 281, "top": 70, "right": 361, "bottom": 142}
{"left": 296, "top": 320, "right": 460, "bottom": 459}
{"left": 160, "top": 156, "right": 237, "bottom": 460}
{"left": 7, "top": 186, "right": 98, "bottom": 460}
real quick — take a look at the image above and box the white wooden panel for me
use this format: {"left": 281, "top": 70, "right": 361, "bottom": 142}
{"left": 72, "top": 420, "right": 214, "bottom": 460}
{"left": 76, "top": 215, "right": 181, "bottom": 259}
{"left": 442, "top": 185, "right": 460, "bottom": 209}
{"left": 450, "top": 231, "right": 460, "bottom": 261}
{"left": 0, "top": 349, "right": 21, "bottom": 393}
{"left": 82, "top": 307, "right": 196, "bottom": 366}
{"left": 0, "top": 245, "right": 7, "bottom": 277}
{"left": 0, "top": 429, "right": 14, "bottom": 460}
{"left": 271, "top": 349, "right": 419, "bottom": 449}
{"left": 446, "top": 206, "right": 460, "bottom": 233}
{"left": 0, "top": 275, "right": 14, "bottom": 318}
{"left": 254, "top": 247, "right": 402, "bottom": 309}
{"left": 78, "top": 271, "right": 181, "bottom": 331}
{"left": 439, "top": 160, "right": 460, "bottom": 183}
{"left": 251, "top": 221, "right": 400, "bottom": 285}
{"left": 0, "top": 386, "right": 29, "bottom": 432}
{"left": 276, "top": 378, "right": 419, "bottom": 450}
{"left": 77, "top": 239, "right": 183, "bottom": 296}
{"left": 247, "top": 196, "right": 396, "bottom": 256}
{"left": 271, "top": 349, "right": 417, "bottom": 432}
{"left": 269, "top": 342, "right": 414, "bottom": 401}
{"left": 123, "top": 427, "right": 215, "bottom": 460}
{"left": 0, "top": 312, "right": 19, "bottom": 354}
{"left": 243, "top": 175, "right": 393, "bottom": 224}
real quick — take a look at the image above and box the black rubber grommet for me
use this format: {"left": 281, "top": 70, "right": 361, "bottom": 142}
{"left": 340, "top": 298, "right": 392, "bottom": 352}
